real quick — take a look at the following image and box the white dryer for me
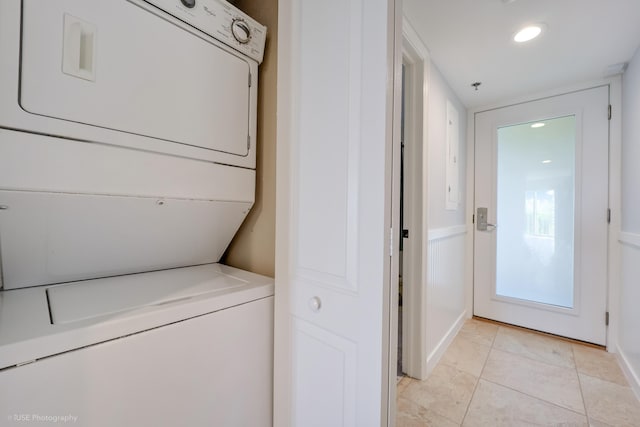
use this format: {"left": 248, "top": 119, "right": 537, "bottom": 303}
{"left": 0, "top": 0, "right": 273, "bottom": 425}
{"left": 2, "top": 0, "right": 265, "bottom": 167}
{"left": 0, "top": 0, "right": 268, "bottom": 287}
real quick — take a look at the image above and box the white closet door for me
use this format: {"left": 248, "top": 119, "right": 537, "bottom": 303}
{"left": 275, "top": 0, "right": 397, "bottom": 425}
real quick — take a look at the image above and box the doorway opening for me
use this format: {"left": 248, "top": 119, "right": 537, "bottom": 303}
{"left": 396, "top": 21, "right": 429, "bottom": 381}
{"left": 397, "top": 63, "right": 406, "bottom": 378}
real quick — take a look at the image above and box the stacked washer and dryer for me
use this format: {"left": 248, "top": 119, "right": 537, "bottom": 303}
{"left": 0, "top": 0, "right": 273, "bottom": 425}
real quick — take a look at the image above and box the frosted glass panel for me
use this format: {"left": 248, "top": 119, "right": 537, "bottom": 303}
{"left": 496, "top": 116, "right": 575, "bottom": 308}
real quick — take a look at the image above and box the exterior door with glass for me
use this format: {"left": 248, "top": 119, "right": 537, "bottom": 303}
{"left": 473, "top": 86, "right": 609, "bottom": 345}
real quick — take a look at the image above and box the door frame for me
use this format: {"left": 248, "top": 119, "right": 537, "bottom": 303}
{"left": 398, "top": 18, "right": 430, "bottom": 380}
{"left": 467, "top": 77, "right": 623, "bottom": 351}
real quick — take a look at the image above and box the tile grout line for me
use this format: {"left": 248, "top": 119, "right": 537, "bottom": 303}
{"left": 577, "top": 370, "right": 640, "bottom": 425}
{"left": 459, "top": 323, "right": 500, "bottom": 425}
{"left": 478, "top": 377, "right": 589, "bottom": 418}
{"left": 443, "top": 320, "right": 640, "bottom": 425}
{"left": 489, "top": 321, "right": 588, "bottom": 371}
{"left": 490, "top": 344, "right": 577, "bottom": 372}
{"left": 573, "top": 344, "right": 592, "bottom": 423}
{"left": 484, "top": 326, "right": 589, "bottom": 418}
{"left": 408, "top": 320, "right": 498, "bottom": 426}
{"left": 397, "top": 320, "right": 640, "bottom": 425}
{"left": 396, "top": 371, "right": 465, "bottom": 426}
{"left": 397, "top": 369, "right": 470, "bottom": 427}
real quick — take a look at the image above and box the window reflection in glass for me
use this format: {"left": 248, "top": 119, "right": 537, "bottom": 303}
{"left": 496, "top": 116, "right": 575, "bottom": 308}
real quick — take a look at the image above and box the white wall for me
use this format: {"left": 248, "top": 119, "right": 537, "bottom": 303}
{"left": 619, "top": 46, "right": 640, "bottom": 395}
{"left": 428, "top": 64, "right": 467, "bottom": 228}
{"left": 425, "top": 63, "right": 468, "bottom": 370}
{"left": 622, "top": 48, "right": 640, "bottom": 232}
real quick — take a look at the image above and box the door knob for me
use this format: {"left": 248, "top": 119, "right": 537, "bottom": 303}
{"left": 308, "top": 296, "right": 322, "bottom": 312}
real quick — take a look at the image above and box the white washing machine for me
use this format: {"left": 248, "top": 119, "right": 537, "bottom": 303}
{"left": 0, "top": 1, "right": 273, "bottom": 425}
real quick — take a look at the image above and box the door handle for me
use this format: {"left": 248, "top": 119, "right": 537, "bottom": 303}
{"left": 62, "top": 14, "right": 96, "bottom": 82}
{"left": 476, "top": 207, "right": 497, "bottom": 231}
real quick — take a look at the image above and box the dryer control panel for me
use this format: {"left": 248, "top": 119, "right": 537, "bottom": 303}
{"left": 141, "top": 0, "right": 266, "bottom": 63}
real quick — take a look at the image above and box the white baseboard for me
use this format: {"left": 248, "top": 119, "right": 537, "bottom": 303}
{"left": 425, "top": 310, "right": 466, "bottom": 375}
{"left": 616, "top": 345, "right": 640, "bottom": 400}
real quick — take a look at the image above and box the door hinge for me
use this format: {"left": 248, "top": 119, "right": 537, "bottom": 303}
{"left": 607, "top": 208, "right": 611, "bottom": 224}
{"left": 608, "top": 105, "right": 612, "bottom": 120}
{"left": 249, "top": 73, "right": 252, "bottom": 87}
{"left": 247, "top": 135, "right": 251, "bottom": 150}
{"left": 472, "top": 214, "right": 475, "bottom": 224}
{"left": 606, "top": 311, "right": 610, "bottom": 326}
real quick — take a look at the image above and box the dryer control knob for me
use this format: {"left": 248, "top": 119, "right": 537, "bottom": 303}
{"left": 231, "top": 19, "right": 252, "bottom": 44}
{"left": 180, "top": 0, "right": 196, "bottom": 8}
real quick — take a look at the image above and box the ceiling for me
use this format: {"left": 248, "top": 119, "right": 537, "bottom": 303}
{"left": 403, "top": 0, "right": 640, "bottom": 108}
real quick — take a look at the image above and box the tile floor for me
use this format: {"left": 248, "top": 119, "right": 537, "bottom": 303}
{"left": 397, "top": 318, "right": 640, "bottom": 426}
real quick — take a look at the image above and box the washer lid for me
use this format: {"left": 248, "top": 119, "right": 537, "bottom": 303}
{"left": 47, "top": 265, "right": 248, "bottom": 324}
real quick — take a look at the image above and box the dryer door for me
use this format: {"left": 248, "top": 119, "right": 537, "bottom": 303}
{"left": 19, "top": 0, "right": 252, "bottom": 157}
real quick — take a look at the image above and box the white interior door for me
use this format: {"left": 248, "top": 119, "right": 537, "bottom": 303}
{"left": 473, "top": 86, "right": 609, "bottom": 345}
{"left": 275, "top": 0, "right": 398, "bottom": 426}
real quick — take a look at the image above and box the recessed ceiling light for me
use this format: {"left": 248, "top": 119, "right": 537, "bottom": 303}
{"left": 514, "top": 25, "right": 542, "bottom": 43}
{"left": 542, "top": 160, "right": 552, "bottom": 164}
{"left": 531, "top": 122, "right": 545, "bottom": 128}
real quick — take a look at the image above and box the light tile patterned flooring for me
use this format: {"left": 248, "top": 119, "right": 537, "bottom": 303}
{"left": 397, "top": 318, "right": 640, "bottom": 426}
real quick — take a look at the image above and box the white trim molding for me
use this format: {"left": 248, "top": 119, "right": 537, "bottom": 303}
{"left": 426, "top": 310, "right": 466, "bottom": 374}
{"left": 617, "top": 345, "right": 640, "bottom": 400}
{"left": 619, "top": 231, "right": 640, "bottom": 249}
{"left": 402, "top": 16, "right": 430, "bottom": 60}
{"left": 428, "top": 224, "right": 467, "bottom": 241}
{"left": 400, "top": 16, "right": 430, "bottom": 382}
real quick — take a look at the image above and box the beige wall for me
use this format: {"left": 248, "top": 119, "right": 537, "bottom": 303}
{"left": 222, "top": 0, "right": 278, "bottom": 278}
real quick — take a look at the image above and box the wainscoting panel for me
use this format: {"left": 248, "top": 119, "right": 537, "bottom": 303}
{"left": 426, "top": 225, "right": 467, "bottom": 371}
{"left": 619, "top": 232, "right": 640, "bottom": 398}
